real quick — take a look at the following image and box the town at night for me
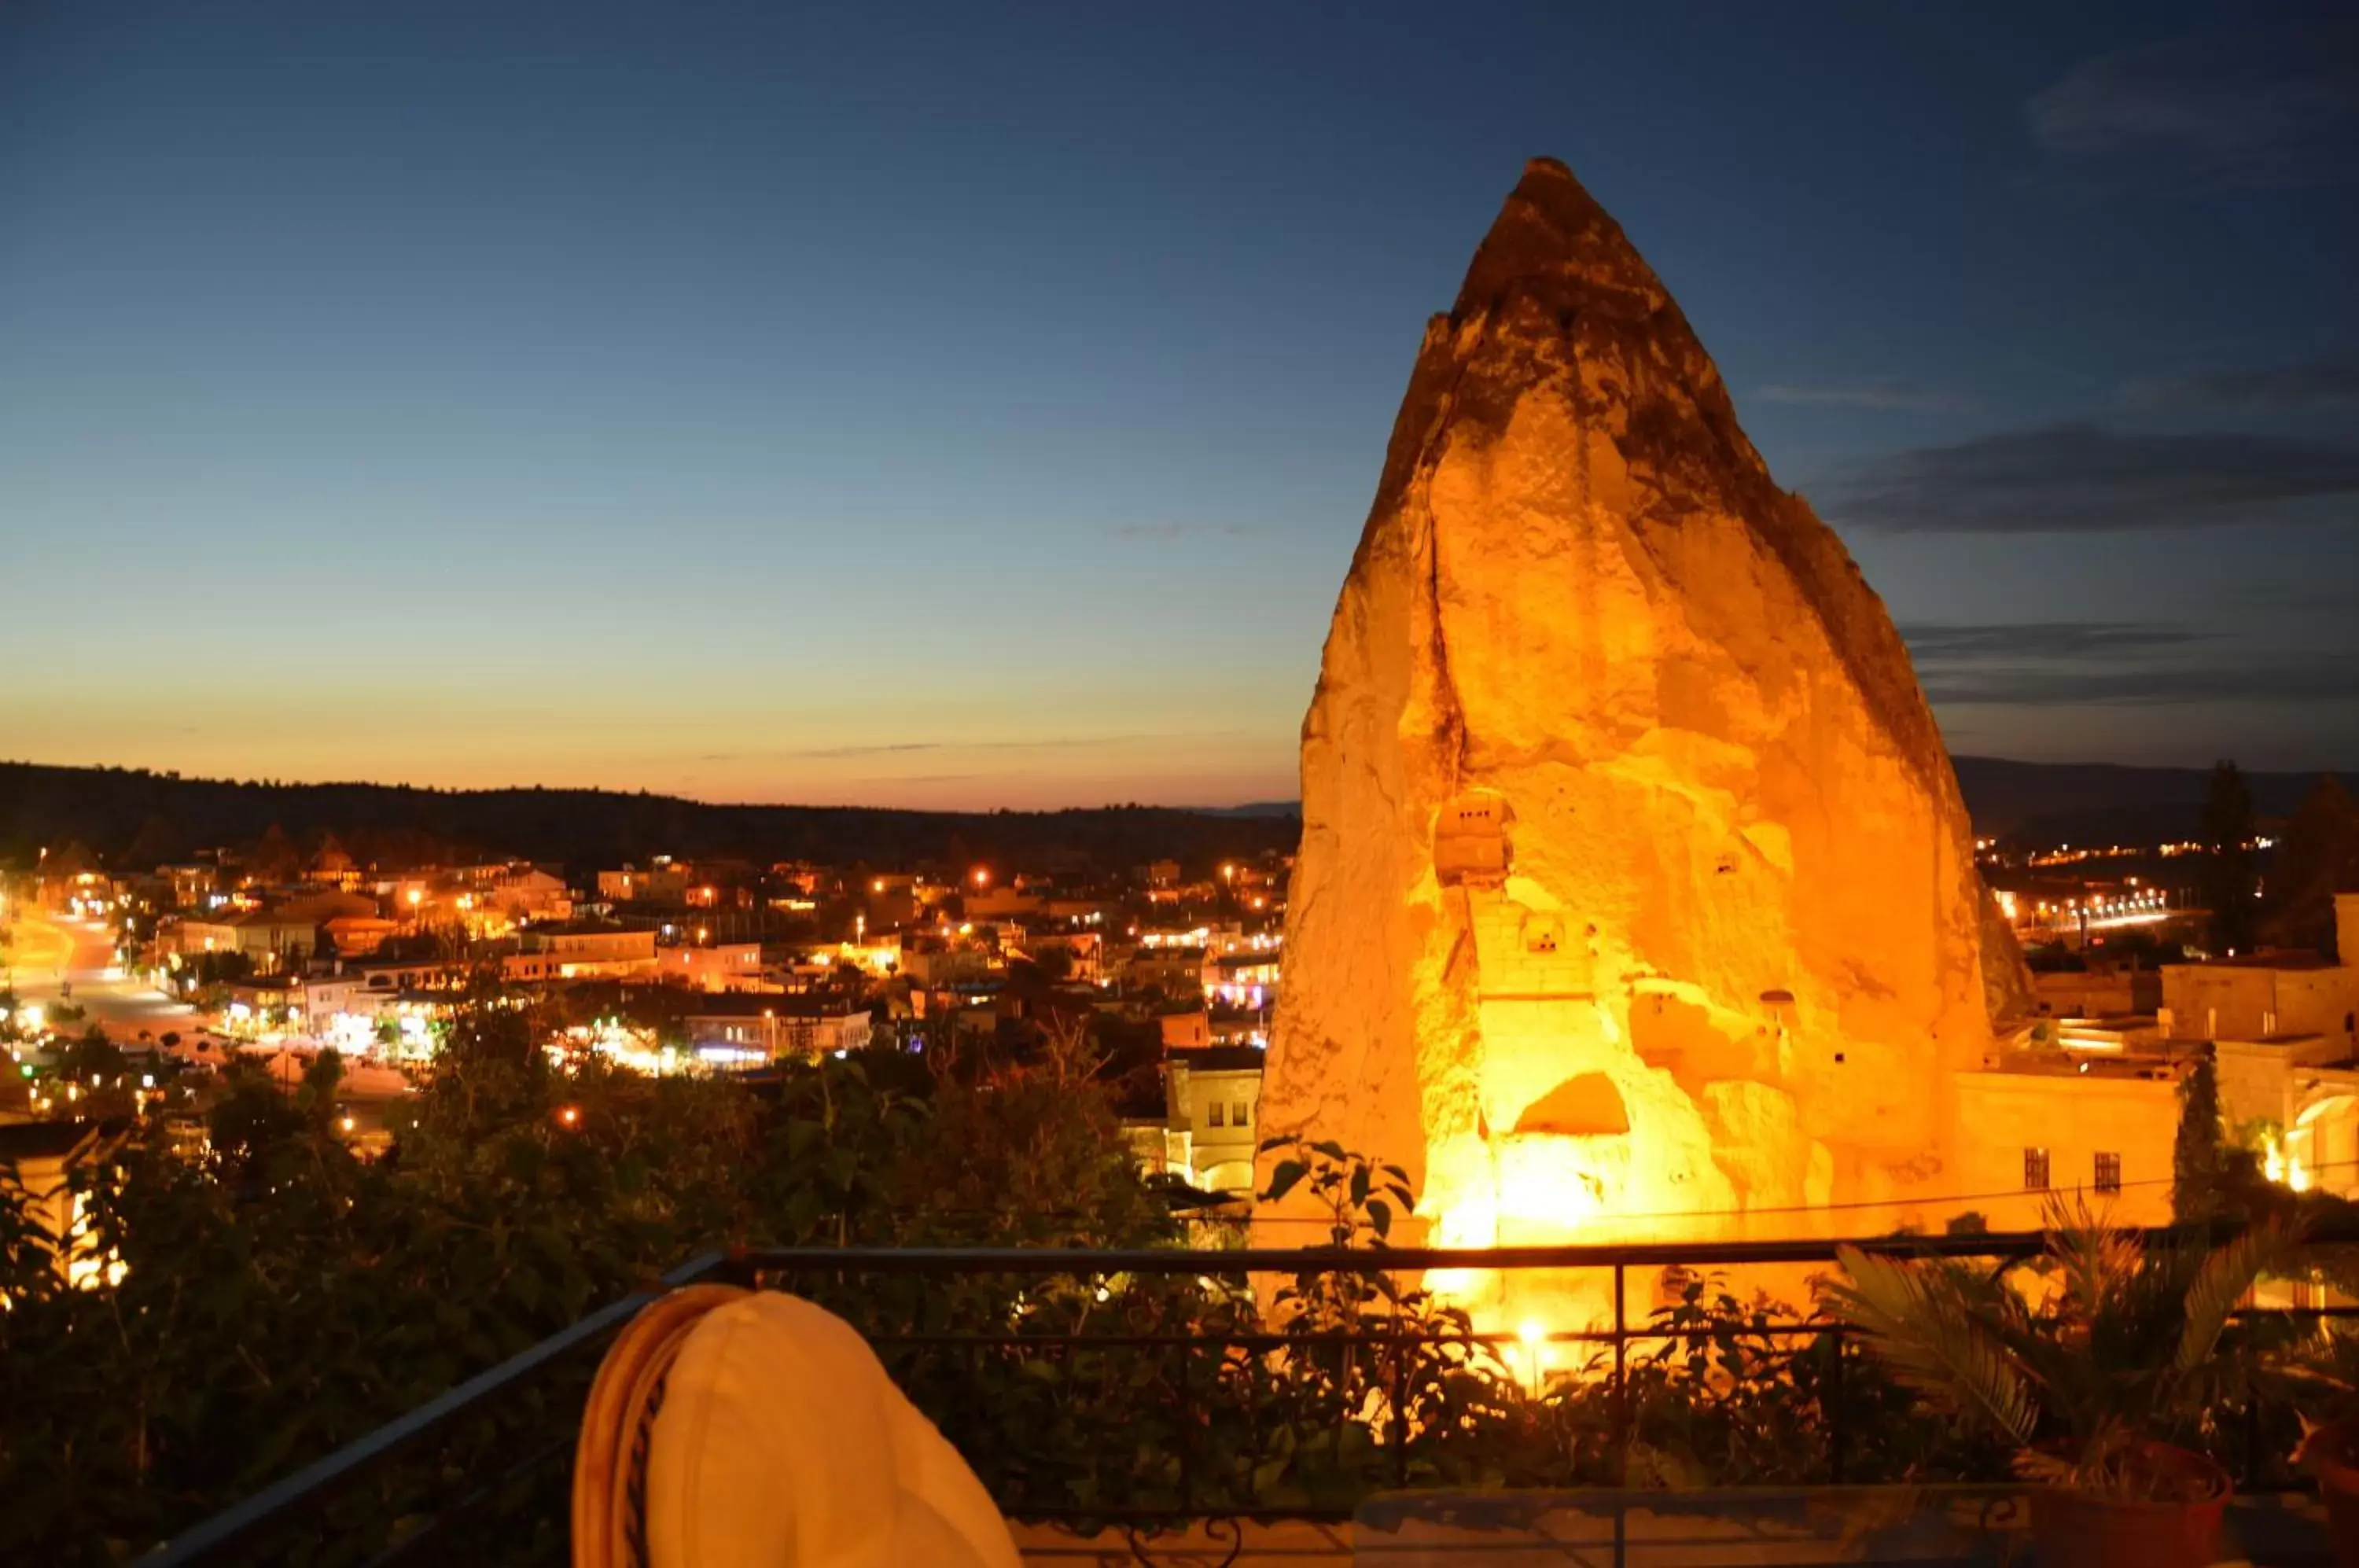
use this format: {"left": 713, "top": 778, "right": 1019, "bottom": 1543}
{"left": 4, "top": 5, "right": 2357, "bottom": 1564}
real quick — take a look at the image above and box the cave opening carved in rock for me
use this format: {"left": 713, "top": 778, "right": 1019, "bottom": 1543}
{"left": 1513, "top": 1071, "right": 1631, "bottom": 1137}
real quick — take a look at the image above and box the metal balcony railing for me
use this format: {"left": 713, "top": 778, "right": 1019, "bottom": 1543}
{"left": 138, "top": 1224, "right": 2339, "bottom": 1567}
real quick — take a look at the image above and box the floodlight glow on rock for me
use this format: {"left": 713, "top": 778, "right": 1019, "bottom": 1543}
{"left": 1259, "top": 160, "right": 2021, "bottom": 1328}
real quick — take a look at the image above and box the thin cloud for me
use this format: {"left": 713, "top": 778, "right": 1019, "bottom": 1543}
{"left": 1901, "top": 622, "right": 2215, "bottom": 662}
{"left": 1923, "top": 658, "right": 2359, "bottom": 709}
{"left": 745, "top": 732, "right": 1238, "bottom": 761}
{"left": 793, "top": 742, "right": 944, "bottom": 760}
{"left": 1104, "top": 522, "right": 1267, "bottom": 542}
{"left": 1754, "top": 382, "right": 1972, "bottom": 414}
{"left": 2025, "top": 23, "right": 2359, "bottom": 191}
{"left": 1817, "top": 421, "right": 2359, "bottom": 533}
{"left": 2124, "top": 351, "right": 2359, "bottom": 410}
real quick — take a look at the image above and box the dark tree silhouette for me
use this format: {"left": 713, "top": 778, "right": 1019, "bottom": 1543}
{"left": 2171, "top": 1044, "right": 2227, "bottom": 1222}
{"left": 2200, "top": 760, "right": 2258, "bottom": 955}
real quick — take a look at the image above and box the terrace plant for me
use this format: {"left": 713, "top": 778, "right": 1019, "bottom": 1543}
{"left": 1820, "top": 1191, "right": 2296, "bottom": 1501}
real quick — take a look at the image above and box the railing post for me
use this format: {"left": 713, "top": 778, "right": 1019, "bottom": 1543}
{"left": 1827, "top": 1325, "right": 1845, "bottom": 1485}
{"left": 1611, "top": 1261, "right": 1628, "bottom": 1487}
{"left": 1390, "top": 1291, "right": 1409, "bottom": 1492}
{"left": 1613, "top": 1260, "right": 1628, "bottom": 1568}
{"left": 1176, "top": 1332, "right": 1193, "bottom": 1516}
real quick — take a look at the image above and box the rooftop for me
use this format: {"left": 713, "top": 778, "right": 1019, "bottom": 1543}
{"left": 2176, "top": 950, "right": 2343, "bottom": 972}
{"left": 680, "top": 994, "right": 869, "bottom": 1019}
{"left": 1165, "top": 1044, "right": 1268, "bottom": 1072}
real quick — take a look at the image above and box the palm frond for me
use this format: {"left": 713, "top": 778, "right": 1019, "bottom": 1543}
{"left": 2043, "top": 1189, "right": 2139, "bottom": 1323}
{"left": 2176, "top": 1216, "right": 2300, "bottom": 1375}
{"left": 1823, "top": 1245, "right": 2038, "bottom": 1447}
{"left": 2011, "top": 1448, "right": 2076, "bottom": 1488}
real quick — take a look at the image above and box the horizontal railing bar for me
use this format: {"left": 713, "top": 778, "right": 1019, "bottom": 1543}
{"left": 863, "top": 1302, "right": 2359, "bottom": 1352}
{"left": 140, "top": 1250, "right": 733, "bottom": 1568}
{"left": 742, "top": 1237, "right": 2045, "bottom": 1272}
{"left": 742, "top": 1215, "right": 2359, "bottom": 1274}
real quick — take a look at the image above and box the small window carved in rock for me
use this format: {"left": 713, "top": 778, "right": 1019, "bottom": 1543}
{"left": 1433, "top": 790, "right": 1511, "bottom": 885}
{"left": 1523, "top": 913, "right": 1563, "bottom": 955}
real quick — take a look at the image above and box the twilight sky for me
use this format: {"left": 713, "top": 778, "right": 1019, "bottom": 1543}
{"left": 3, "top": 2, "right": 2354, "bottom": 808}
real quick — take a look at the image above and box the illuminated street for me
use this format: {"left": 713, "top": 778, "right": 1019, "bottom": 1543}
{"left": 5, "top": 911, "right": 194, "bottom": 1040}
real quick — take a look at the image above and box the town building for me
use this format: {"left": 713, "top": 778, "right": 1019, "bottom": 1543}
{"left": 1156, "top": 1047, "right": 1267, "bottom": 1198}
{"left": 1014, "top": 928, "right": 1102, "bottom": 982}
{"left": 657, "top": 940, "right": 769, "bottom": 992}
{"left": 304, "top": 837, "right": 362, "bottom": 890}
{"left": 902, "top": 944, "right": 993, "bottom": 988}
{"left": 522, "top": 922, "right": 659, "bottom": 978}
{"left": 2160, "top": 915, "right": 2359, "bottom": 1051}
{"left": 1202, "top": 948, "right": 1279, "bottom": 1010}
{"left": 226, "top": 972, "right": 371, "bottom": 1036}
{"left": 2030, "top": 959, "right": 2160, "bottom": 1019}
{"left": 0, "top": 1120, "right": 128, "bottom": 1286}
{"left": 353, "top": 957, "right": 469, "bottom": 993}
{"left": 167, "top": 893, "right": 370, "bottom": 967}
{"left": 455, "top": 861, "right": 574, "bottom": 924}
{"left": 679, "top": 995, "right": 874, "bottom": 1063}
{"left": 1952, "top": 1053, "right": 2182, "bottom": 1228}
{"left": 1158, "top": 1011, "right": 1212, "bottom": 1052}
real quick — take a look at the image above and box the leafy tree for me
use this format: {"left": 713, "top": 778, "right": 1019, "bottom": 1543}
{"left": 2202, "top": 760, "right": 2258, "bottom": 955}
{"left": 53, "top": 1025, "right": 127, "bottom": 1084}
{"left": 2257, "top": 774, "right": 2359, "bottom": 956}
{"left": 2173, "top": 1044, "right": 2228, "bottom": 1221}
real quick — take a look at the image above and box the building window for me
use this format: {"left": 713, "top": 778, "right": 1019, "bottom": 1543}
{"left": 2095, "top": 1152, "right": 2122, "bottom": 1194}
{"left": 1207, "top": 1102, "right": 1224, "bottom": 1128}
{"left": 1233, "top": 1101, "right": 1249, "bottom": 1127}
{"left": 2024, "top": 1147, "right": 2050, "bottom": 1191}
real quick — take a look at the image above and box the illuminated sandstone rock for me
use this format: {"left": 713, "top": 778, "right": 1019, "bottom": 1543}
{"left": 1260, "top": 160, "right": 2010, "bottom": 1287}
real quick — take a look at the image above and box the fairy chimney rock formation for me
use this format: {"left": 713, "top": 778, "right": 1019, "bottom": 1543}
{"left": 1260, "top": 160, "right": 2000, "bottom": 1258}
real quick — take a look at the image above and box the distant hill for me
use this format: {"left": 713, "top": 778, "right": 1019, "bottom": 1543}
{"left": 1949, "top": 756, "right": 2328, "bottom": 846}
{"left": 1194, "top": 801, "right": 1302, "bottom": 819}
{"left": 1216, "top": 761, "right": 2335, "bottom": 846}
{"left": 0, "top": 762, "right": 1300, "bottom": 877}
{"left": 4, "top": 756, "right": 2342, "bottom": 876}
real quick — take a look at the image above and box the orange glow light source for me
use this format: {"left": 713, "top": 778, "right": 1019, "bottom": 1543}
{"left": 971, "top": 867, "right": 990, "bottom": 888}
{"left": 558, "top": 1106, "right": 581, "bottom": 1128}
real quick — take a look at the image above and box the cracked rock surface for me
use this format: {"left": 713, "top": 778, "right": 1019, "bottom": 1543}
{"left": 1260, "top": 160, "right": 2022, "bottom": 1254}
